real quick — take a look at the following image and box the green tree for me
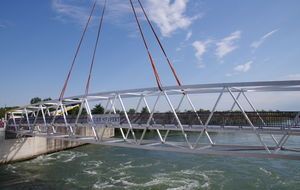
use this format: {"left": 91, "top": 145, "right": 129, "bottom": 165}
{"left": 115, "top": 109, "right": 124, "bottom": 114}
{"left": 30, "top": 97, "right": 42, "bottom": 104}
{"left": 68, "top": 106, "right": 87, "bottom": 116}
{"left": 0, "top": 108, "right": 6, "bottom": 119}
{"left": 127, "top": 108, "right": 136, "bottom": 114}
{"left": 198, "top": 108, "right": 209, "bottom": 113}
{"left": 141, "top": 106, "right": 149, "bottom": 114}
{"left": 43, "top": 97, "right": 52, "bottom": 101}
{"left": 0, "top": 106, "right": 18, "bottom": 119}
{"left": 92, "top": 104, "right": 104, "bottom": 114}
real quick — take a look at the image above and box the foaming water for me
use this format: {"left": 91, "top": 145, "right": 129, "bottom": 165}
{"left": 1, "top": 133, "right": 300, "bottom": 189}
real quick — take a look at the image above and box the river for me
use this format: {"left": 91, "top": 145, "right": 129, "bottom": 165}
{"left": 1, "top": 132, "right": 300, "bottom": 189}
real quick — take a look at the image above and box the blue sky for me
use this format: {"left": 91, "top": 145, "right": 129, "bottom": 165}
{"left": 1, "top": 0, "right": 300, "bottom": 109}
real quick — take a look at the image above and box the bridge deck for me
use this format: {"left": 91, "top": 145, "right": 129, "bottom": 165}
{"left": 11, "top": 129, "right": 300, "bottom": 160}
{"left": 11, "top": 123, "right": 300, "bottom": 135}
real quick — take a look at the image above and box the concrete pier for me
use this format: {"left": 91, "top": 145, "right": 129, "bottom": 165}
{"left": 0, "top": 127, "right": 114, "bottom": 164}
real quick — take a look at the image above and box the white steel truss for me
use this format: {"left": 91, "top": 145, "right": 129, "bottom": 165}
{"left": 5, "top": 80, "right": 300, "bottom": 160}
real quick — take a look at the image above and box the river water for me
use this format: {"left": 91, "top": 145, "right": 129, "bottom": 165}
{"left": 1, "top": 133, "right": 300, "bottom": 189}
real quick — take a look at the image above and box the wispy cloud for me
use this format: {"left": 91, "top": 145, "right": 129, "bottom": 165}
{"left": 176, "top": 30, "right": 193, "bottom": 51}
{"left": 145, "top": 0, "right": 199, "bottom": 37}
{"left": 192, "top": 40, "right": 211, "bottom": 68}
{"left": 216, "top": 30, "right": 241, "bottom": 58}
{"left": 226, "top": 60, "right": 253, "bottom": 77}
{"left": 0, "top": 20, "right": 12, "bottom": 29}
{"left": 225, "top": 73, "right": 233, "bottom": 77}
{"left": 251, "top": 29, "right": 279, "bottom": 49}
{"left": 284, "top": 74, "right": 300, "bottom": 80}
{"left": 51, "top": 0, "right": 136, "bottom": 26}
{"left": 234, "top": 61, "right": 252, "bottom": 72}
{"left": 52, "top": 0, "right": 91, "bottom": 25}
{"left": 185, "top": 31, "right": 192, "bottom": 41}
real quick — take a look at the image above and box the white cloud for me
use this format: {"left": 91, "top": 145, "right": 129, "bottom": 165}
{"left": 0, "top": 20, "right": 12, "bottom": 29}
{"left": 176, "top": 47, "right": 182, "bottom": 51}
{"left": 185, "top": 31, "right": 192, "bottom": 41}
{"left": 52, "top": 0, "right": 91, "bottom": 25}
{"left": 234, "top": 61, "right": 252, "bottom": 73}
{"left": 52, "top": 0, "right": 198, "bottom": 37}
{"left": 52, "top": 0, "right": 136, "bottom": 26}
{"left": 145, "top": 0, "right": 197, "bottom": 37}
{"left": 215, "top": 30, "right": 241, "bottom": 58}
{"left": 192, "top": 40, "right": 211, "bottom": 68}
{"left": 176, "top": 30, "right": 193, "bottom": 51}
{"left": 251, "top": 29, "right": 279, "bottom": 49}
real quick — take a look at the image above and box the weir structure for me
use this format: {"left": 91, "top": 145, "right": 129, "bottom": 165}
{"left": 4, "top": 0, "right": 300, "bottom": 160}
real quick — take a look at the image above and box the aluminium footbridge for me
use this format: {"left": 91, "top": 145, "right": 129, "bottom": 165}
{"left": 5, "top": 0, "right": 300, "bottom": 160}
{"left": 6, "top": 80, "right": 300, "bottom": 160}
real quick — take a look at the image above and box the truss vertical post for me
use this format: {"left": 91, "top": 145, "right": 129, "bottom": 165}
{"left": 11, "top": 112, "right": 17, "bottom": 131}
{"left": 227, "top": 87, "right": 271, "bottom": 153}
{"left": 144, "top": 93, "right": 164, "bottom": 143}
{"left": 24, "top": 108, "right": 32, "bottom": 132}
{"left": 164, "top": 93, "right": 185, "bottom": 142}
{"left": 275, "top": 112, "right": 300, "bottom": 152}
{"left": 125, "top": 95, "right": 143, "bottom": 138}
{"left": 75, "top": 100, "right": 85, "bottom": 134}
{"left": 104, "top": 99, "right": 110, "bottom": 113}
{"left": 32, "top": 111, "right": 36, "bottom": 117}
{"left": 146, "top": 93, "right": 161, "bottom": 125}
{"left": 64, "top": 105, "right": 69, "bottom": 116}
{"left": 176, "top": 94, "right": 185, "bottom": 111}
{"left": 193, "top": 88, "right": 225, "bottom": 148}
{"left": 60, "top": 102, "right": 74, "bottom": 136}
{"left": 97, "top": 99, "right": 109, "bottom": 141}
{"left": 242, "top": 91, "right": 279, "bottom": 146}
{"left": 46, "top": 107, "right": 51, "bottom": 116}
{"left": 139, "top": 96, "right": 164, "bottom": 144}
{"left": 186, "top": 94, "right": 204, "bottom": 125}
{"left": 33, "top": 107, "right": 41, "bottom": 132}
{"left": 50, "top": 103, "right": 60, "bottom": 134}
{"left": 163, "top": 91, "right": 192, "bottom": 149}
{"left": 118, "top": 94, "right": 137, "bottom": 142}
{"left": 17, "top": 110, "right": 25, "bottom": 133}
{"left": 40, "top": 105, "right": 47, "bottom": 133}
{"left": 84, "top": 99, "right": 99, "bottom": 141}
{"left": 223, "top": 91, "right": 242, "bottom": 126}
{"left": 185, "top": 93, "right": 215, "bottom": 144}
{"left": 109, "top": 97, "right": 117, "bottom": 114}
{"left": 294, "top": 112, "right": 300, "bottom": 126}
{"left": 110, "top": 95, "right": 126, "bottom": 140}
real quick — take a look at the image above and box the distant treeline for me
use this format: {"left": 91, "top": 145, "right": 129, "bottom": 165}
{"left": 1, "top": 97, "right": 297, "bottom": 124}
{"left": 122, "top": 111, "right": 298, "bottom": 127}
{"left": 0, "top": 107, "right": 17, "bottom": 119}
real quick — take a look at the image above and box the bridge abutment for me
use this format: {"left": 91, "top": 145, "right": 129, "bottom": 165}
{"left": 0, "top": 126, "right": 114, "bottom": 164}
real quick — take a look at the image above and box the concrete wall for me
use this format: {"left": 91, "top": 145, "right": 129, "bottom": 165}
{"left": 0, "top": 126, "right": 114, "bottom": 164}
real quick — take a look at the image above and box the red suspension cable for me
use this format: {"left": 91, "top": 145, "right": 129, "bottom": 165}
{"left": 59, "top": 1, "right": 97, "bottom": 101}
{"left": 137, "top": 0, "right": 182, "bottom": 87}
{"left": 129, "top": 0, "right": 163, "bottom": 91}
{"left": 85, "top": 0, "right": 107, "bottom": 96}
